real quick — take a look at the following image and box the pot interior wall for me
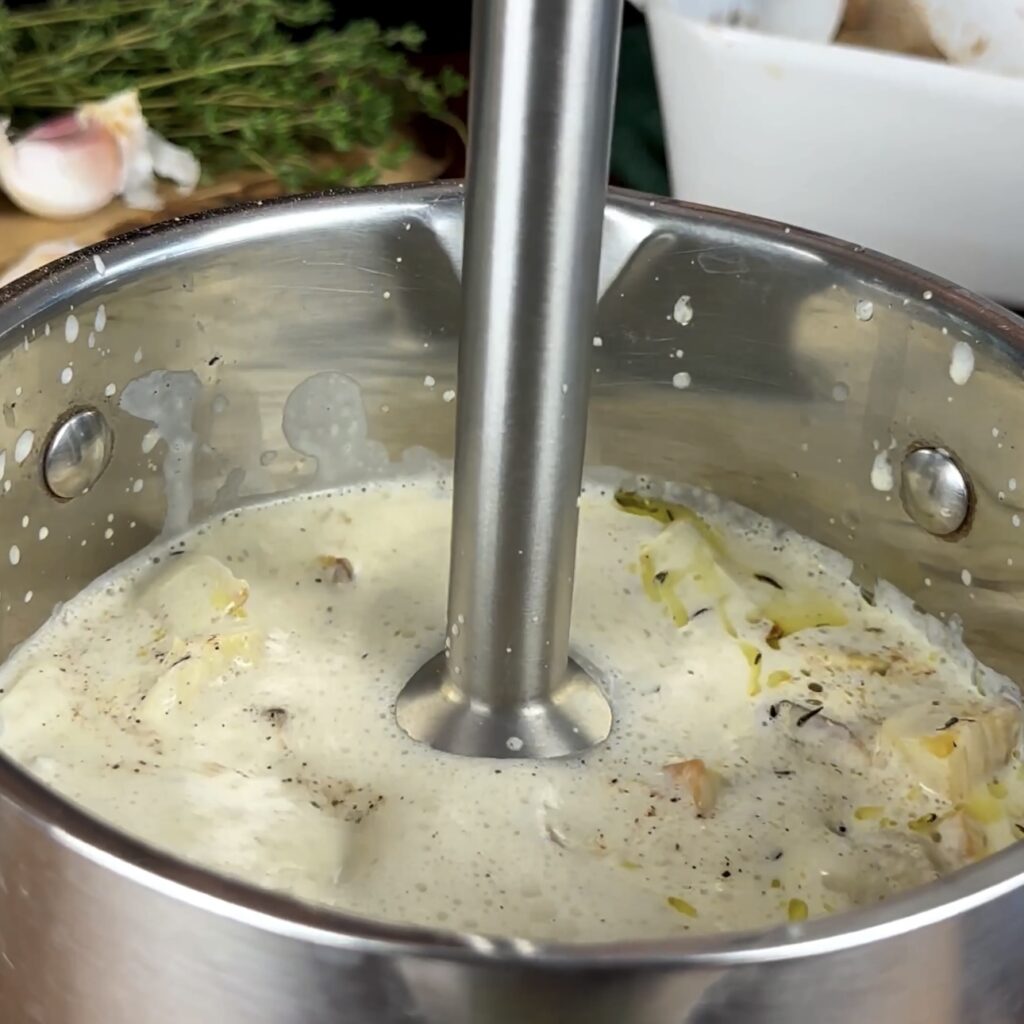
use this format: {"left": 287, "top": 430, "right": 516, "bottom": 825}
{"left": 0, "top": 186, "right": 1021, "bottom": 688}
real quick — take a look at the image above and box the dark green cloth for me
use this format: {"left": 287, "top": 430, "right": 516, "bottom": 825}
{"left": 611, "top": 22, "right": 670, "bottom": 196}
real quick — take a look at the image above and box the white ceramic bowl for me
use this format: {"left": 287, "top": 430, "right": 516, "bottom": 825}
{"left": 644, "top": 7, "right": 1024, "bottom": 304}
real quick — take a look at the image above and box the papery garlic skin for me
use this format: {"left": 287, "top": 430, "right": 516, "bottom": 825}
{"left": 0, "top": 90, "right": 201, "bottom": 220}
{"left": 81, "top": 90, "right": 200, "bottom": 211}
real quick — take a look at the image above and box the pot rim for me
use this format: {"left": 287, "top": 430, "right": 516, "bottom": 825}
{"left": 3, "top": 181, "right": 1024, "bottom": 968}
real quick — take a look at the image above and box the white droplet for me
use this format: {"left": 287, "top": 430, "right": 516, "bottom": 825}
{"left": 672, "top": 295, "right": 694, "bottom": 326}
{"left": 95, "top": 304, "right": 107, "bottom": 332}
{"left": 924, "top": 577, "right": 932, "bottom": 587}
{"left": 442, "top": 389, "right": 456, "bottom": 403}
{"left": 1011, "top": 478, "right": 1018, "bottom": 492}
{"left": 8, "top": 545, "right": 20, "bottom": 566}
{"left": 141, "top": 429, "right": 160, "bottom": 454}
{"left": 64, "top": 314, "right": 79, "bottom": 343}
{"left": 23, "top": 590, "right": 32, "bottom": 604}
{"left": 506, "top": 736, "right": 524, "bottom": 752}
{"left": 132, "top": 478, "right": 144, "bottom": 493}
{"left": 20, "top": 515, "right": 28, "bottom": 528}
{"left": 382, "top": 290, "right": 392, "bottom": 300}
{"left": 104, "top": 528, "right": 114, "bottom": 540}
{"left": 92, "top": 254, "right": 106, "bottom": 275}
{"left": 992, "top": 427, "right": 1000, "bottom": 438}
{"left": 87, "top": 331, "right": 96, "bottom": 349}
{"left": 949, "top": 341, "right": 974, "bottom": 386}
{"left": 854, "top": 299, "right": 874, "bottom": 321}
{"left": 870, "top": 450, "right": 894, "bottom": 492}
{"left": 104, "top": 382, "right": 117, "bottom": 398}
{"left": 561, "top": 383, "right": 568, "bottom": 395}
{"left": 923, "top": 289, "right": 933, "bottom": 300}
{"left": 133, "top": 347, "right": 143, "bottom": 364}
{"left": 44, "top": 323, "right": 50, "bottom": 336}
{"left": 671, "top": 371, "right": 691, "bottom": 390}
{"left": 37, "top": 526, "right": 48, "bottom": 541}
{"left": 59, "top": 366, "right": 73, "bottom": 385}
{"left": 423, "top": 375, "right": 436, "bottom": 388}
{"left": 961, "top": 568, "right": 972, "bottom": 586}
{"left": 0, "top": 450, "right": 6, "bottom": 480}
{"left": 832, "top": 382, "right": 850, "bottom": 402}
{"left": 592, "top": 336, "right": 603, "bottom": 348}
{"left": 1013, "top": 514, "right": 1021, "bottom": 528}
{"left": 14, "top": 430, "right": 34, "bottom": 464}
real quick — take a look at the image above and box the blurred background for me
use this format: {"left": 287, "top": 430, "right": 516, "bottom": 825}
{"left": 1, "top": 1, "right": 1021, "bottom": 306}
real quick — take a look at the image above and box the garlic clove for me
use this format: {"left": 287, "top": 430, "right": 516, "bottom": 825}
{"left": 0, "top": 115, "right": 123, "bottom": 219}
{"left": 0, "top": 90, "right": 201, "bottom": 221}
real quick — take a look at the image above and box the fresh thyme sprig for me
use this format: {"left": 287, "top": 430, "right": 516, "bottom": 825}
{"left": 0, "top": 0, "right": 466, "bottom": 189}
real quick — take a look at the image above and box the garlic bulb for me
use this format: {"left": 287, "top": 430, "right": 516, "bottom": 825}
{"left": 0, "top": 90, "right": 200, "bottom": 220}
{"left": 911, "top": 0, "right": 1024, "bottom": 76}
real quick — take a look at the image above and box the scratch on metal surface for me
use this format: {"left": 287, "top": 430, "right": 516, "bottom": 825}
{"left": 302, "top": 262, "right": 394, "bottom": 278}
{"left": 263, "top": 285, "right": 378, "bottom": 295}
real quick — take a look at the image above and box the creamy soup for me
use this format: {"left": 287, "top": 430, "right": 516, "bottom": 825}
{"left": 0, "top": 476, "right": 1020, "bottom": 941}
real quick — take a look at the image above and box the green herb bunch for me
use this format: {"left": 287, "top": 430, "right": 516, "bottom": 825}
{"left": 0, "top": 0, "right": 466, "bottom": 189}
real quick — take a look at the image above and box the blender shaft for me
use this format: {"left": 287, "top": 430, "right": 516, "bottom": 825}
{"left": 396, "top": 0, "right": 622, "bottom": 758}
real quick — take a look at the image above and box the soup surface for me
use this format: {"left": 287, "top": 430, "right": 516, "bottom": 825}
{"left": 1, "top": 476, "right": 1020, "bottom": 940}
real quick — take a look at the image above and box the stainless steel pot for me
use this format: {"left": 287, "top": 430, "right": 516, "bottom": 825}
{"left": 1, "top": 183, "right": 1023, "bottom": 1024}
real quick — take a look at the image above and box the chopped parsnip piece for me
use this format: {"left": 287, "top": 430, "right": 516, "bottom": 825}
{"left": 139, "top": 554, "right": 250, "bottom": 637}
{"left": 141, "top": 628, "right": 262, "bottom": 720}
{"left": 937, "top": 810, "right": 988, "bottom": 864}
{"left": 0, "top": 663, "right": 74, "bottom": 729}
{"left": 879, "top": 701, "right": 1021, "bottom": 803}
{"left": 816, "top": 831, "right": 940, "bottom": 904}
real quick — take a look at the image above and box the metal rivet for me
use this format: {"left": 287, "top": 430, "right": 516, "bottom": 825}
{"left": 900, "top": 447, "right": 971, "bottom": 538}
{"left": 43, "top": 407, "right": 114, "bottom": 500}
